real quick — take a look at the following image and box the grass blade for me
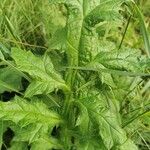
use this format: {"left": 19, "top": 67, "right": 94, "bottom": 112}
{"left": 63, "top": 66, "right": 150, "bottom": 77}
{"left": 132, "top": 2, "right": 150, "bottom": 57}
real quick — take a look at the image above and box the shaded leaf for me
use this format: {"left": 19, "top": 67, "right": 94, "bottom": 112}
{"left": 0, "top": 67, "right": 22, "bottom": 94}
{"left": 0, "top": 121, "right": 5, "bottom": 149}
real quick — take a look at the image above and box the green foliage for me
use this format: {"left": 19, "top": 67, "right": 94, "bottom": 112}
{"left": 0, "top": 96, "right": 61, "bottom": 125}
{"left": 0, "top": 67, "right": 22, "bottom": 93}
{"left": 0, "top": 96, "right": 62, "bottom": 149}
{"left": 11, "top": 48, "right": 69, "bottom": 97}
{"left": 0, "top": 0, "right": 150, "bottom": 149}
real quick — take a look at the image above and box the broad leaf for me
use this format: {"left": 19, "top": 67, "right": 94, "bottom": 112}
{"left": 85, "top": 0, "right": 124, "bottom": 27}
{"left": 31, "top": 136, "right": 62, "bottom": 150}
{"left": 12, "top": 124, "right": 49, "bottom": 144}
{"left": 91, "top": 48, "right": 142, "bottom": 72}
{"left": 11, "top": 124, "right": 62, "bottom": 150}
{"left": 11, "top": 48, "right": 69, "bottom": 97}
{"left": 1, "top": 96, "right": 62, "bottom": 149}
{"left": 80, "top": 91, "right": 138, "bottom": 149}
{"left": 0, "top": 96, "right": 62, "bottom": 126}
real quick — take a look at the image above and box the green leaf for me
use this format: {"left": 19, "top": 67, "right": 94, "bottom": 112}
{"left": 101, "top": 72, "right": 116, "bottom": 88}
{"left": 8, "top": 142, "right": 28, "bottom": 150}
{"left": 80, "top": 91, "right": 138, "bottom": 149}
{"left": 85, "top": 0, "right": 124, "bottom": 27}
{"left": 0, "top": 43, "right": 10, "bottom": 55}
{"left": 0, "top": 121, "right": 4, "bottom": 149}
{"left": 0, "top": 121, "right": 11, "bottom": 149}
{"left": 76, "top": 134, "right": 107, "bottom": 150}
{"left": 10, "top": 120, "right": 62, "bottom": 150}
{"left": 64, "top": 66, "right": 150, "bottom": 77}
{"left": 12, "top": 124, "right": 49, "bottom": 144}
{"left": 49, "top": 27, "right": 67, "bottom": 50}
{"left": 76, "top": 0, "right": 126, "bottom": 66}
{"left": 92, "top": 48, "right": 142, "bottom": 72}
{"left": 0, "top": 1, "right": 149, "bottom": 149}
{"left": 3, "top": 103, "right": 61, "bottom": 149}
{"left": 0, "top": 67, "right": 22, "bottom": 94}
{"left": 10, "top": 118, "right": 62, "bottom": 149}
{"left": 31, "top": 136, "right": 62, "bottom": 150}
{"left": 118, "top": 139, "right": 138, "bottom": 150}
{"left": 0, "top": 50, "right": 4, "bottom": 60}
{"left": 73, "top": 101, "right": 89, "bottom": 135}
{"left": 25, "top": 80, "right": 66, "bottom": 97}
{"left": 72, "top": 101, "right": 107, "bottom": 150}
{"left": 0, "top": 96, "right": 62, "bottom": 126}
{"left": 11, "top": 48, "right": 69, "bottom": 97}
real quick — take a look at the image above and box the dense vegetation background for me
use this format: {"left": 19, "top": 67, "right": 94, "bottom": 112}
{"left": 0, "top": 0, "right": 150, "bottom": 150}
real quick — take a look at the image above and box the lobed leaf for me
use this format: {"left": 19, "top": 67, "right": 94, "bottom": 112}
{"left": 0, "top": 96, "right": 62, "bottom": 126}
{"left": 11, "top": 48, "right": 70, "bottom": 97}
{"left": 80, "top": 91, "right": 138, "bottom": 149}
